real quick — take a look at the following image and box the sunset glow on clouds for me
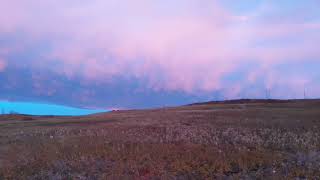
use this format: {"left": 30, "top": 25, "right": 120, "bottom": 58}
{"left": 0, "top": 0, "right": 319, "bottom": 108}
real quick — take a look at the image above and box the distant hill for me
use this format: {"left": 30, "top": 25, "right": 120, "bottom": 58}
{"left": 187, "top": 98, "right": 320, "bottom": 106}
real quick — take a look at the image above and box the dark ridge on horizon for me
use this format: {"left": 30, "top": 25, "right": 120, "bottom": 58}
{"left": 99, "top": 98, "right": 320, "bottom": 114}
{"left": 186, "top": 98, "right": 320, "bottom": 106}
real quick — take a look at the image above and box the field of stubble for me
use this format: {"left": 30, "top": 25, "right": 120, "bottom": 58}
{"left": 0, "top": 99, "right": 320, "bottom": 179}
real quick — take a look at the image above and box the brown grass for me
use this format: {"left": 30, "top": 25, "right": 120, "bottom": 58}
{"left": 0, "top": 99, "right": 320, "bottom": 179}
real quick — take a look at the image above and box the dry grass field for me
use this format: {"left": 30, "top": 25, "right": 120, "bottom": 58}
{"left": 0, "top": 99, "right": 320, "bottom": 179}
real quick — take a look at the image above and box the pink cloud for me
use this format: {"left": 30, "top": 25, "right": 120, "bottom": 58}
{"left": 0, "top": 0, "right": 319, "bottom": 96}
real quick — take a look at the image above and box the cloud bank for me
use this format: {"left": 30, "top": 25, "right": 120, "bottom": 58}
{"left": 0, "top": 0, "right": 319, "bottom": 108}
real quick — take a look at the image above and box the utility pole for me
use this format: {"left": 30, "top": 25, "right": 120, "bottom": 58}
{"left": 265, "top": 89, "right": 268, "bottom": 99}
{"left": 265, "top": 88, "right": 270, "bottom": 99}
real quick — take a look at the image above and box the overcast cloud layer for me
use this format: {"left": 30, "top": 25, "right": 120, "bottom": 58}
{"left": 0, "top": 0, "right": 319, "bottom": 108}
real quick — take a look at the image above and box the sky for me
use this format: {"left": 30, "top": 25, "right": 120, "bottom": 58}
{"left": 0, "top": 101, "right": 104, "bottom": 116}
{"left": 0, "top": 0, "right": 319, "bottom": 112}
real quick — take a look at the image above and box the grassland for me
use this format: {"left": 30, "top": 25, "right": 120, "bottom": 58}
{"left": 0, "top": 99, "right": 320, "bottom": 179}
